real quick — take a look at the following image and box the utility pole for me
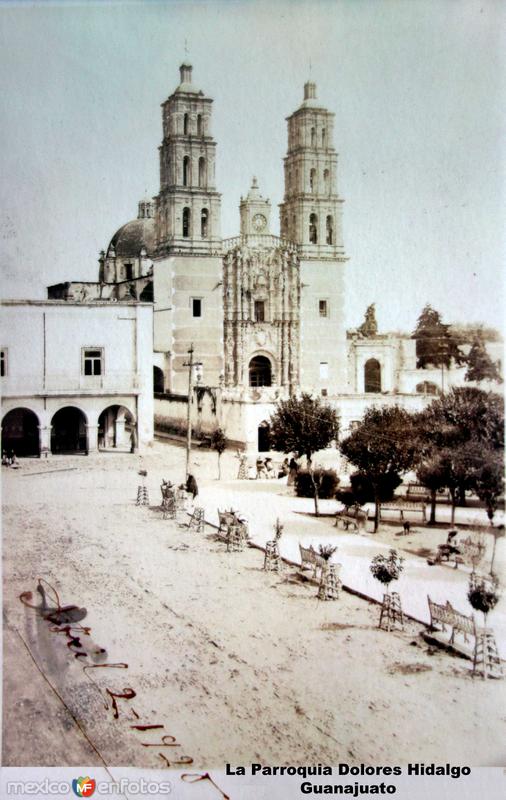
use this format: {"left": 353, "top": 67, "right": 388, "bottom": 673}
{"left": 183, "top": 344, "right": 202, "bottom": 479}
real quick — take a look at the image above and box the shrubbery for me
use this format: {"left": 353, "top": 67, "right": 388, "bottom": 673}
{"left": 336, "top": 471, "right": 401, "bottom": 507}
{"left": 295, "top": 468, "right": 339, "bottom": 499}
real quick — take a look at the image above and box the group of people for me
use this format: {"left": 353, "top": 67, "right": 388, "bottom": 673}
{"left": 2, "top": 451, "right": 20, "bottom": 468}
{"left": 236, "top": 452, "right": 300, "bottom": 483}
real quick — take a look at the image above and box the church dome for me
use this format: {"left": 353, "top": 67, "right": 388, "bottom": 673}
{"left": 107, "top": 200, "right": 156, "bottom": 258}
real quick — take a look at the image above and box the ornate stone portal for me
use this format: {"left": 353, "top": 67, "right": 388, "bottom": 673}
{"left": 223, "top": 183, "right": 301, "bottom": 395}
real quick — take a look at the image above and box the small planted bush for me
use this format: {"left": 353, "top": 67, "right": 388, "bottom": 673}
{"left": 370, "top": 549, "right": 404, "bottom": 592}
{"left": 468, "top": 573, "right": 500, "bottom": 626}
{"left": 295, "top": 468, "right": 340, "bottom": 499}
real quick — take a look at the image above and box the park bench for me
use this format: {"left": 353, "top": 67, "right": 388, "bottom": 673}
{"left": 379, "top": 501, "right": 427, "bottom": 523}
{"left": 335, "top": 505, "right": 368, "bottom": 531}
{"left": 298, "top": 544, "right": 326, "bottom": 579}
{"left": 427, "top": 595, "right": 476, "bottom": 646}
{"left": 406, "top": 483, "right": 431, "bottom": 503}
{"left": 217, "top": 509, "right": 249, "bottom": 542}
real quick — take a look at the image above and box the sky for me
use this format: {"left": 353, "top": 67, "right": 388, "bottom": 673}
{"left": 0, "top": 0, "right": 504, "bottom": 333}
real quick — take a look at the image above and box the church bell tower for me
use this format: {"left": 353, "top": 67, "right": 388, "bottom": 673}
{"left": 279, "top": 80, "right": 346, "bottom": 260}
{"left": 155, "top": 62, "right": 221, "bottom": 255}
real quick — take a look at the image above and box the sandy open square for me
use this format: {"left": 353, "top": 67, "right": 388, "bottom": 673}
{"left": 2, "top": 444, "right": 505, "bottom": 770}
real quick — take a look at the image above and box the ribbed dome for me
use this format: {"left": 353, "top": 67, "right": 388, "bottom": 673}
{"left": 108, "top": 216, "right": 156, "bottom": 258}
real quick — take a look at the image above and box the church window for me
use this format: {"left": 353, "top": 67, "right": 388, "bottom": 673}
{"left": 184, "top": 113, "right": 189, "bottom": 135}
{"left": 322, "top": 128, "right": 326, "bottom": 147}
{"left": 192, "top": 298, "right": 202, "bottom": 317}
{"left": 309, "top": 168, "right": 316, "bottom": 194}
{"left": 182, "top": 207, "right": 191, "bottom": 237}
{"left": 311, "top": 127, "right": 316, "bottom": 147}
{"left": 82, "top": 348, "right": 103, "bottom": 376}
{"left": 183, "top": 156, "right": 190, "bottom": 186}
{"left": 197, "top": 114, "right": 203, "bottom": 135}
{"left": 321, "top": 388, "right": 328, "bottom": 397}
{"left": 254, "top": 300, "right": 265, "bottom": 322}
{"left": 198, "top": 157, "right": 206, "bottom": 188}
{"left": 309, "top": 213, "right": 318, "bottom": 244}
{"left": 124, "top": 263, "right": 133, "bottom": 280}
{"left": 319, "top": 362, "right": 329, "bottom": 380}
{"left": 364, "top": 359, "right": 381, "bottom": 393}
{"left": 249, "top": 355, "right": 271, "bottom": 387}
{"left": 1, "top": 348, "right": 7, "bottom": 377}
{"left": 319, "top": 300, "right": 328, "bottom": 317}
{"left": 326, "top": 215, "right": 333, "bottom": 244}
{"left": 324, "top": 168, "right": 330, "bottom": 194}
{"left": 201, "top": 208, "right": 209, "bottom": 238}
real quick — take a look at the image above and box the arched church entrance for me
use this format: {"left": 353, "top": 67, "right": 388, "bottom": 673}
{"left": 51, "top": 407, "right": 87, "bottom": 454}
{"left": 98, "top": 405, "right": 135, "bottom": 451}
{"left": 249, "top": 355, "right": 272, "bottom": 387}
{"left": 364, "top": 358, "right": 382, "bottom": 393}
{"left": 258, "top": 420, "right": 271, "bottom": 453}
{"left": 1, "top": 407, "right": 40, "bottom": 457}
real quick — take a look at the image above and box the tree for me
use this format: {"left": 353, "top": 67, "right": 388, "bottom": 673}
{"left": 415, "top": 388, "right": 504, "bottom": 521}
{"left": 465, "top": 333, "right": 502, "bottom": 385}
{"left": 269, "top": 393, "right": 340, "bottom": 516}
{"left": 415, "top": 453, "right": 449, "bottom": 524}
{"left": 340, "top": 406, "right": 419, "bottom": 532}
{"left": 412, "top": 304, "right": 463, "bottom": 370}
{"left": 210, "top": 427, "right": 227, "bottom": 480}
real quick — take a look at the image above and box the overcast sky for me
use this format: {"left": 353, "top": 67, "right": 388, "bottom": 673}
{"left": 0, "top": 0, "right": 504, "bottom": 333}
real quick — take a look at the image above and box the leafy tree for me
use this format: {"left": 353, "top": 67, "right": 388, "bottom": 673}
{"left": 269, "top": 393, "right": 340, "bottom": 515}
{"left": 415, "top": 454, "right": 449, "bottom": 524}
{"left": 472, "top": 448, "right": 504, "bottom": 526}
{"left": 210, "top": 427, "right": 227, "bottom": 480}
{"left": 415, "top": 388, "right": 504, "bottom": 520}
{"left": 465, "top": 333, "right": 502, "bottom": 385}
{"left": 340, "top": 406, "right": 419, "bottom": 532}
{"left": 412, "top": 304, "right": 463, "bottom": 369}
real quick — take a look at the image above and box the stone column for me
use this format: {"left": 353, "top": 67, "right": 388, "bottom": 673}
{"left": 86, "top": 424, "right": 99, "bottom": 454}
{"left": 115, "top": 419, "right": 126, "bottom": 448}
{"left": 38, "top": 425, "right": 52, "bottom": 458}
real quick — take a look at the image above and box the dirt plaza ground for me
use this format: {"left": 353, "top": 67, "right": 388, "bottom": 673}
{"left": 2, "top": 442, "right": 505, "bottom": 769}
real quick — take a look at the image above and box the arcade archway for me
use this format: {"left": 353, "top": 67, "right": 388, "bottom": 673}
{"left": 98, "top": 405, "right": 135, "bottom": 451}
{"left": 51, "top": 407, "right": 87, "bottom": 454}
{"left": 1, "top": 407, "right": 40, "bottom": 457}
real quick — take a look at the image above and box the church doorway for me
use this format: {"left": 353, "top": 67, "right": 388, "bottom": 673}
{"left": 98, "top": 405, "right": 135, "bottom": 451}
{"left": 249, "top": 355, "right": 272, "bottom": 387}
{"left": 51, "top": 407, "right": 87, "bottom": 454}
{"left": 364, "top": 358, "right": 382, "bottom": 393}
{"left": 1, "top": 407, "right": 40, "bottom": 457}
{"left": 258, "top": 420, "right": 271, "bottom": 452}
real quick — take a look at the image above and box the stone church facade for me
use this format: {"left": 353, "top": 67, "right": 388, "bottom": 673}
{"left": 45, "top": 62, "right": 502, "bottom": 453}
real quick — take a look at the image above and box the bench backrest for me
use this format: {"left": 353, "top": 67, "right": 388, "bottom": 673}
{"left": 427, "top": 595, "right": 476, "bottom": 638}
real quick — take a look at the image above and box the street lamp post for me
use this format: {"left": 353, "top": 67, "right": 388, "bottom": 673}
{"left": 183, "top": 343, "right": 202, "bottom": 479}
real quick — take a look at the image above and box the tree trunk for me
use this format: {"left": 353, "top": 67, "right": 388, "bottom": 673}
{"left": 217, "top": 453, "right": 221, "bottom": 481}
{"left": 430, "top": 489, "right": 437, "bottom": 525}
{"left": 490, "top": 531, "right": 498, "bottom": 576}
{"left": 450, "top": 488, "right": 456, "bottom": 526}
{"left": 307, "top": 455, "right": 319, "bottom": 517}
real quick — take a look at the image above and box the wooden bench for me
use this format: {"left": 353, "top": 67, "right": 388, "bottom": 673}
{"left": 217, "top": 509, "right": 249, "bottom": 542}
{"left": 299, "top": 544, "right": 326, "bottom": 579}
{"left": 379, "top": 501, "right": 427, "bottom": 523}
{"left": 335, "top": 505, "right": 368, "bottom": 531}
{"left": 406, "top": 483, "right": 431, "bottom": 503}
{"left": 427, "top": 595, "right": 476, "bottom": 645}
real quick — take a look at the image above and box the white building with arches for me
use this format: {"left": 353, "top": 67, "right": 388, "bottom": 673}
{"left": 1, "top": 300, "right": 153, "bottom": 457}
